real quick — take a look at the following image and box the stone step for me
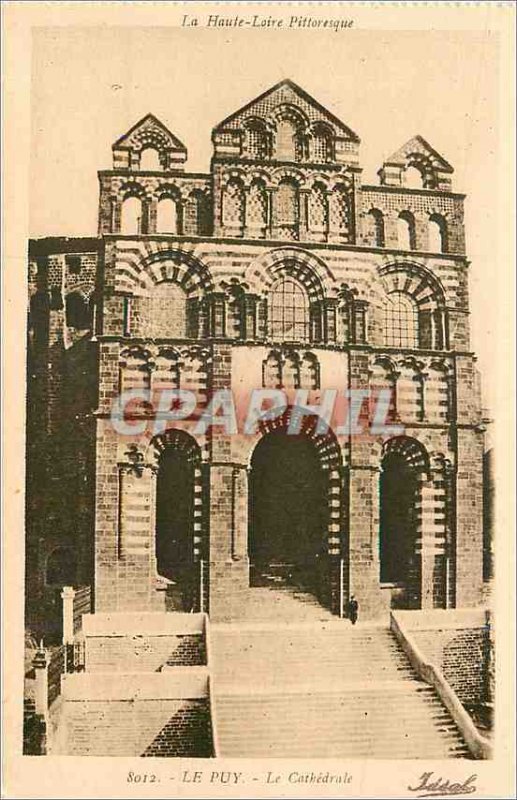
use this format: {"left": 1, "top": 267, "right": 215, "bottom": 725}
{"left": 212, "top": 626, "right": 469, "bottom": 759}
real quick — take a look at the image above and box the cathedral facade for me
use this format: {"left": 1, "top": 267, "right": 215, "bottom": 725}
{"left": 27, "top": 80, "right": 487, "bottom": 629}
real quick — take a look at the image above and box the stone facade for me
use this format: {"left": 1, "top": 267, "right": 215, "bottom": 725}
{"left": 26, "top": 79, "right": 488, "bottom": 629}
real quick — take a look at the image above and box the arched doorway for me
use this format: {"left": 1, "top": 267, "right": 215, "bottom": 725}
{"left": 379, "top": 436, "right": 429, "bottom": 608}
{"left": 153, "top": 430, "right": 201, "bottom": 611}
{"left": 248, "top": 412, "right": 342, "bottom": 610}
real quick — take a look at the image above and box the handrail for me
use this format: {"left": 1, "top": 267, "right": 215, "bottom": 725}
{"left": 390, "top": 612, "right": 493, "bottom": 760}
{"left": 339, "top": 557, "right": 345, "bottom": 619}
{"left": 204, "top": 613, "right": 220, "bottom": 758}
{"left": 199, "top": 559, "right": 205, "bottom": 613}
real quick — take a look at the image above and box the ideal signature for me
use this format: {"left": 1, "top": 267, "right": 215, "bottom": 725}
{"left": 408, "top": 771, "right": 477, "bottom": 798}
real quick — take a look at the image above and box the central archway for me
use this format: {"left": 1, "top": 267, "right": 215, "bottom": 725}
{"left": 248, "top": 409, "right": 342, "bottom": 613}
{"left": 249, "top": 431, "right": 328, "bottom": 591}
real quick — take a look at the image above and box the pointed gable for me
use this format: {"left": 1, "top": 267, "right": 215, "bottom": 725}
{"left": 212, "top": 79, "right": 360, "bottom": 167}
{"left": 379, "top": 135, "right": 454, "bottom": 191}
{"left": 384, "top": 135, "right": 453, "bottom": 173}
{"left": 214, "top": 79, "right": 359, "bottom": 142}
{"left": 112, "top": 114, "right": 187, "bottom": 171}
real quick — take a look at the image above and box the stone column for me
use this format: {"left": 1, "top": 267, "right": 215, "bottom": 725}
{"left": 348, "top": 463, "right": 384, "bottom": 619}
{"left": 147, "top": 199, "right": 157, "bottom": 234}
{"left": 352, "top": 300, "right": 369, "bottom": 344}
{"left": 231, "top": 465, "right": 249, "bottom": 561}
{"left": 266, "top": 189, "right": 275, "bottom": 237}
{"left": 33, "top": 646, "right": 49, "bottom": 719}
{"left": 418, "top": 475, "right": 436, "bottom": 609}
{"left": 242, "top": 294, "right": 259, "bottom": 339}
{"left": 61, "top": 586, "right": 75, "bottom": 644}
{"left": 208, "top": 344, "right": 249, "bottom": 621}
{"left": 208, "top": 461, "right": 249, "bottom": 621}
{"left": 207, "top": 292, "right": 226, "bottom": 338}
{"left": 298, "top": 189, "right": 310, "bottom": 240}
{"left": 322, "top": 298, "right": 339, "bottom": 344}
{"left": 111, "top": 196, "right": 121, "bottom": 234}
{"left": 327, "top": 466, "right": 344, "bottom": 614}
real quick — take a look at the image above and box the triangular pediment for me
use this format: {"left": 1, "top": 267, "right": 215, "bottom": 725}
{"left": 113, "top": 113, "right": 187, "bottom": 152}
{"left": 214, "top": 79, "right": 360, "bottom": 142}
{"left": 385, "top": 135, "right": 453, "bottom": 173}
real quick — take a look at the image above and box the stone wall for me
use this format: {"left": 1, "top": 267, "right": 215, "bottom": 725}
{"left": 26, "top": 239, "right": 99, "bottom": 640}
{"left": 55, "top": 672, "right": 212, "bottom": 757}
{"left": 395, "top": 609, "right": 491, "bottom": 706}
{"left": 86, "top": 634, "right": 205, "bottom": 672}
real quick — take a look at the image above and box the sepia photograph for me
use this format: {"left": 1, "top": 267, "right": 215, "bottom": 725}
{"left": 3, "top": 3, "right": 515, "bottom": 798}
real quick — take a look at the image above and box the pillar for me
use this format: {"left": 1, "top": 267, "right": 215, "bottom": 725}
{"left": 418, "top": 476, "right": 436, "bottom": 609}
{"left": 207, "top": 292, "right": 226, "bottom": 338}
{"left": 61, "top": 586, "right": 75, "bottom": 644}
{"left": 208, "top": 461, "right": 249, "bottom": 621}
{"left": 352, "top": 300, "right": 369, "bottom": 344}
{"left": 299, "top": 189, "right": 310, "bottom": 240}
{"left": 348, "top": 464, "right": 384, "bottom": 619}
{"left": 33, "top": 646, "right": 49, "bottom": 719}
{"left": 322, "top": 298, "right": 339, "bottom": 344}
{"left": 347, "top": 350, "right": 384, "bottom": 618}
{"left": 117, "top": 461, "right": 163, "bottom": 611}
{"left": 455, "top": 428, "right": 484, "bottom": 606}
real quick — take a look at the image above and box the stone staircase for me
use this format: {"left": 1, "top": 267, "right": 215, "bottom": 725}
{"left": 211, "top": 623, "right": 471, "bottom": 759}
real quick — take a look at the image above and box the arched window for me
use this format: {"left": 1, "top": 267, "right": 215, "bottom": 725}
{"left": 275, "top": 119, "right": 298, "bottom": 161}
{"left": 397, "top": 211, "right": 416, "bottom": 250}
{"left": 330, "top": 186, "right": 351, "bottom": 241}
{"left": 428, "top": 214, "right": 448, "bottom": 253}
{"left": 46, "top": 547, "right": 77, "bottom": 586}
{"left": 181, "top": 353, "right": 207, "bottom": 406}
{"left": 121, "top": 196, "right": 142, "bottom": 234}
{"left": 156, "top": 197, "right": 179, "bottom": 234}
{"left": 309, "top": 125, "right": 332, "bottom": 162}
{"left": 396, "top": 363, "right": 424, "bottom": 422}
{"left": 275, "top": 179, "right": 299, "bottom": 227}
{"left": 147, "top": 282, "right": 187, "bottom": 338}
{"left": 380, "top": 264, "right": 447, "bottom": 351}
{"left": 246, "top": 179, "right": 268, "bottom": 237}
{"left": 405, "top": 165, "right": 424, "bottom": 189}
{"left": 152, "top": 349, "right": 180, "bottom": 394}
{"left": 368, "top": 209, "right": 385, "bottom": 247}
{"left": 300, "top": 353, "right": 319, "bottom": 390}
{"left": 120, "top": 347, "right": 150, "bottom": 394}
{"left": 268, "top": 277, "right": 310, "bottom": 342}
{"left": 425, "top": 363, "right": 450, "bottom": 422}
{"left": 222, "top": 178, "right": 245, "bottom": 234}
{"left": 184, "top": 191, "right": 210, "bottom": 236}
{"left": 66, "top": 292, "right": 90, "bottom": 330}
{"left": 282, "top": 353, "right": 300, "bottom": 389}
{"left": 370, "top": 360, "right": 397, "bottom": 424}
{"left": 140, "top": 147, "right": 161, "bottom": 171}
{"left": 385, "top": 292, "right": 419, "bottom": 348}
{"left": 308, "top": 183, "right": 328, "bottom": 233}
{"left": 244, "top": 120, "right": 269, "bottom": 159}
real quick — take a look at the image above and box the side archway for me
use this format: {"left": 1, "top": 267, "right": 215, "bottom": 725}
{"left": 149, "top": 429, "right": 204, "bottom": 611}
{"left": 379, "top": 436, "right": 429, "bottom": 608}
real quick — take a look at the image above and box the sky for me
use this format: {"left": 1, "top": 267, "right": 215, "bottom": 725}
{"left": 29, "top": 26, "right": 500, "bottom": 409}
